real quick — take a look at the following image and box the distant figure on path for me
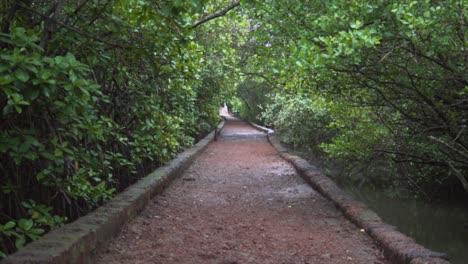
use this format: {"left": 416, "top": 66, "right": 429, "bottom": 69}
{"left": 219, "top": 102, "right": 230, "bottom": 117}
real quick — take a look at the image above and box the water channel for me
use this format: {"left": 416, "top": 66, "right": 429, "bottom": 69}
{"left": 334, "top": 178, "right": 468, "bottom": 264}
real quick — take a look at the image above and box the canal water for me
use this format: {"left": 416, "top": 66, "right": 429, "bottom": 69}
{"left": 288, "top": 147, "right": 468, "bottom": 263}
{"left": 334, "top": 179, "right": 468, "bottom": 264}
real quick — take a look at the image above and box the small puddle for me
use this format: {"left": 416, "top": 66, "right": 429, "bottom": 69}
{"left": 278, "top": 184, "right": 317, "bottom": 199}
{"left": 268, "top": 164, "right": 294, "bottom": 176}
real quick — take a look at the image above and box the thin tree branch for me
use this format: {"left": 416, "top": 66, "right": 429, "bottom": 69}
{"left": 429, "top": 136, "right": 468, "bottom": 160}
{"left": 1, "top": 0, "right": 20, "bottom": 34}
{"left": 40, "top": 1, "right": 61, "bottom": 51}
{"left": 448, "top": 161, "right": 468, "bottom": 193}
{"left": 240, "top": 72, "right": 276, "bottom": 86}
{"left": 190, "top": 0, "right": 240, "bottom": 29}
{"left": 376, "top": 149, "right": 447, "bottom": 166}
{"left": 17, "top": 4, "right": 129, "bottom": 49}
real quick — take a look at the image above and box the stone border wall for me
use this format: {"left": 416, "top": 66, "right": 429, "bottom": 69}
{"left": 248, "top": 121, "right": 274, "bottom": 134}
{"left": 1, "top": 120, "right": 225, "bottom": 264}
{"left": 251, "top": 122, "right": 450, "bottom": 264}
{"left": 215, "top": 116, "right": 227, "bottom": 141}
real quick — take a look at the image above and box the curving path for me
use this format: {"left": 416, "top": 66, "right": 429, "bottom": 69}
{"left": 94, "top": 117, "right": 388, "bottom": 264}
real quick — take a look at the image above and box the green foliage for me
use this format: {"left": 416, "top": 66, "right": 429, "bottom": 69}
{"left": 262, "top": 93, "right": 332, "bottom": 150}
{"left": 2, "top": 0, "right": 465, "bottom": 257}
{"left": 1, "top": 0, "right": 233, "bottom": 257}
{"left": 21, "top": 200, "right": 66, "bottom": 229}
{"left": 0, "top": 200, "right": 66, "bottom": 256}
{"left": 237, "top": 79, "right": 271, "bottom": 123}
{"left": 240, "top": 0, "right": 468, "bottom": 199}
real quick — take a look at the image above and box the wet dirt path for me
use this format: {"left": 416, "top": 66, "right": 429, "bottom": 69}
{"left": 95, "top": 118, "right": 388, "bottom": 264}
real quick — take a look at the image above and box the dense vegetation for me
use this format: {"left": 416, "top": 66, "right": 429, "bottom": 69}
{"left": 237, "top": 0, "right": 467, "bottom": 201}
{"left": 1, "top": 0, "right": 466, "bottom": 258}
{"left": 0, "top": 0, "right": 244, "bottom": 257}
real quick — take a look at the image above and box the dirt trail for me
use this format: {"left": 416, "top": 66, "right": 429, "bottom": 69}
{"left": 95, "top": 117, "right": 388, "bottom": 264}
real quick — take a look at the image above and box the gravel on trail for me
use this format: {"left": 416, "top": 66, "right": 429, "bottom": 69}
{"left": 94, "top": 118, "right": 389, "bottom": 264}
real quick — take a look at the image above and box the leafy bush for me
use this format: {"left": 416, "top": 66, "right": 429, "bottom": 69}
{"left": 237, "top": 79, "right": 271, "bottom": 123}
{"left": 0, "top": 1, "right": 227, "bottom": 257}
{"left": 262, "top": 93, "right": 333, "bottom": 151}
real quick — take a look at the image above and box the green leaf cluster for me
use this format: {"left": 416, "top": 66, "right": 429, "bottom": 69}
{"left": 239, "top": 0, "right": 468, "bottom": 199}
{"left": 0, "top": 0, "right": 236, "bottom": 257}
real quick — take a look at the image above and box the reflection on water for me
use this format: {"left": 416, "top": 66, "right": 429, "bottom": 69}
{"left": 337, "top": 181, "right": 468, "bottom": 264}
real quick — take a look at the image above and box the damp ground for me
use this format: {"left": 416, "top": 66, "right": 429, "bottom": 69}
{"left": 94, "top": 117, "right": 388, "bottom": 264}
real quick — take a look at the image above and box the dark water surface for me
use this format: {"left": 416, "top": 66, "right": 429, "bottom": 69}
{"left": 336, "top": 181, "right": 468, "bottom": 264}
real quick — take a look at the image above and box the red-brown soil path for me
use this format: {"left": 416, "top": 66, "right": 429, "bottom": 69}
{"left": 94, "top": 118, "right": 388, "bottom": 264}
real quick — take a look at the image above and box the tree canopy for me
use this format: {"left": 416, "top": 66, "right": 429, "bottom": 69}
{"left": 235, "top": 0, "right": 467, "bottom": 200}
{"left": 0, "top": 0, "right": 466, "bottom": 258}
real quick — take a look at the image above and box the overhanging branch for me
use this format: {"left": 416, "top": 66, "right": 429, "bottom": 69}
{"left": 18, "top": 4, "right": 129, "bottom": 49}
{"left": 190, "top": 0, "right": 240, "bottom": 29}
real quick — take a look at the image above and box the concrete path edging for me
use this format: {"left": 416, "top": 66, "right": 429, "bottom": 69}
{"left": 1, "top": 120, "right": 226, "bottom": 264}
{"left": 247, "top": 121, "right": 274, "bottom": 134}
{"left": 215, "top": 116, "right": 227, "bottom": 141}
{"left": 246, "top": 121, "right": 450, "bottom": 264}
{"left": 262, "top": 130, "right": 450, "bottom": 264}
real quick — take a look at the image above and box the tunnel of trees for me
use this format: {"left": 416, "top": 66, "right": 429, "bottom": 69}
{"left": 1, "top": 0, "right": 466, "bottom": 257}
